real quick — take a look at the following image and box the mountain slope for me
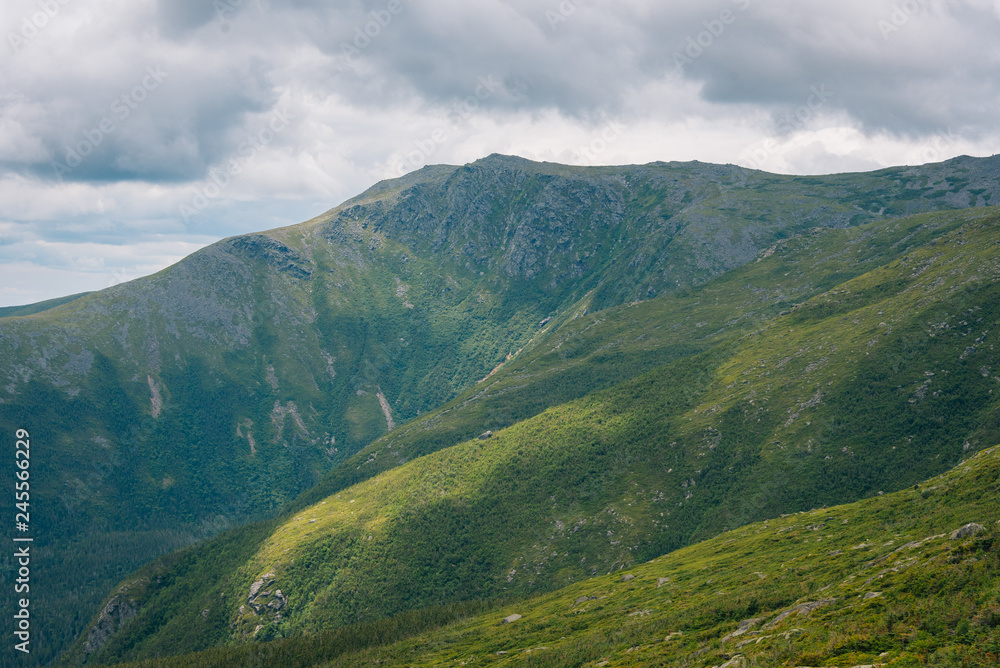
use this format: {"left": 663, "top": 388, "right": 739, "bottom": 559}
{"left": 70, "top": 206, "right": 1000, "bottom": 664}
{"left": 106, "top": 440, "right": 1000, "bottom": 667}
{"left": 0, "top": 292, "right": 91, "bottom": 318}
{"left": 295, "top": 203, "right": 987, "bottom": 507}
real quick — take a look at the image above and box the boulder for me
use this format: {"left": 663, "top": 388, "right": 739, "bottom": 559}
{"left": 713, "top": 656, "right": 748, "bottom": 668}
{"left": 950, "top": 523, "right": 985, "bottom": 540}
{"left": 764, "top": 599, "right": 835, "bottom": 629}
{"left": 721, "top": 617, "right": 763, "bottom": 643}
{"left": 248, "top": 572, "right": 275, "bottom": 599}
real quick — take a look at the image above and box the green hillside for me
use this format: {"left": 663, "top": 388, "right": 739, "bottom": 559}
{"left": 4, "top": 153, "right": 999, "bottom": 664}
{"left": 0, "top": 292, "right": 91, "bottom": 318}
{"left": 104, "top": 441, "right": 1000, "bottom": 667}
{"left": 70, "top": 205, "right": 1000, "bottom": 665}
{"left": 296, "top": 203, "right": 991, "bottom": 507}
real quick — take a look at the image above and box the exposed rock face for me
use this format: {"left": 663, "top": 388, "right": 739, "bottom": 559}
{"left": 377, "top": 387, "right": 396, "bottom": 431}
{"left": 225, "top": 234, "right": 313, "bottom": 280}
{"left": 501, "top": 614, "right": 522, "bottom": 624}
{"left": 147, "top": 374, "right": 163, "bottom": 418}
{"left": 83, "top": 594, "right": 138, "bottom": 654}
{"left": 320, "top": 154, "right": 1000, "bottom": 311}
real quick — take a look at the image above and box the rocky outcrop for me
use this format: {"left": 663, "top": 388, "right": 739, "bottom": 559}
{"left": 147, "top": 374, "right": 163, "bottom": 418}
{"left": 951, "top": 523, "right": 985, "bottom": 540}
{"left": 246, "top": 572, "right": 288, "bottom": 621}
{"left": 721, "top": 617, "right": 764, "bottom": 643}
{"left": 763, "top": 599, "right": 836, "bottom": 629}
{"left": 712, "top": 656, "right": 748, "bottom": 668}
{"left": 83, "top": 594, "right": 138, "bottom": 655}
{"left": 225, "top": 234, "right": 313, "bottom": 280}
{"left": 377, "top": 387, "right": 396, "bottom": 432}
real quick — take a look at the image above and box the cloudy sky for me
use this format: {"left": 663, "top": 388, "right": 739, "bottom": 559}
{"left": 1, "top": 0, "right": 998, "bottom": 306}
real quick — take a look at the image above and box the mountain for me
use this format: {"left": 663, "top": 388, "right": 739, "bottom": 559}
{"left": 0, "top": 292, "right": 91, "bottom": 318}
{"left": 1, "top": 153, "right": 998, "bottom": 665}
{"left": 66, "top": 202, "right": 1000, "bottom": 665}
{"left": 107, "top": 443, "right": 1000, "bottom": 667}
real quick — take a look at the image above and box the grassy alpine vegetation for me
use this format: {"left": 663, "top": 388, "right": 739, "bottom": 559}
{"left": 104, "top": 443, "right": 1000, "bottom": 667}
{"left": 0, "top": 291, "right": 91, "bottom": 318}
{"left": 67, "top": 205, "right": 1000, "bottom": 665}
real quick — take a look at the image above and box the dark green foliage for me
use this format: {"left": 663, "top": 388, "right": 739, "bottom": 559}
{"left": 99, "top": 601, "right": 495, "bottom": 668}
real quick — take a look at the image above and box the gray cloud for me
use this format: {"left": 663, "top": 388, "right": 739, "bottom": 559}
{"left": 327, "top": 0, "right": 1000, "bottom": 134}
{"left": 680, "top": 1, "right": 1000, "bottom": 136}
{"left": 1, "top": 0, "right": 999, "bottom": 306}
{"left": 5, "top": 0, "right": 998, "bottom": 187}
{"left": 155, "top": 0, "right": 219, "bottom": 36}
